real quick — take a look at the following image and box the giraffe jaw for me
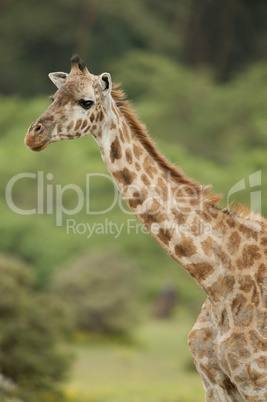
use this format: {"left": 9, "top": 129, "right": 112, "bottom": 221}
{"left": 27, "top": 143, "right": 49, "bottom": 152}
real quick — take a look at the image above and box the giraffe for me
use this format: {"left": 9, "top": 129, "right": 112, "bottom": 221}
{"left": 24, "top": 55, "right": 267, "bottom": 401}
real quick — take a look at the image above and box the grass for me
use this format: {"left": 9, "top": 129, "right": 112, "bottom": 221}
{"left": 64, "top": 309, "right": 204, "bottom": 402}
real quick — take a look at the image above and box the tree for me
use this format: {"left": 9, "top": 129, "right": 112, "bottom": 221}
{"left": 0, "top": 253, "right": 72, "bottom": 402}
{"left": 52, "top": 250, "right": 139, "bottom": 336}
{"left": 0, "top": 374, "right": 22, "bottom": 402}
{"left": 183, "top": 0, "right": 267, "bottom": 81}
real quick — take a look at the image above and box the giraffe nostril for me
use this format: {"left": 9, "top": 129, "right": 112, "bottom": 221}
{"left": 34, "top": 123, "right": 43, "bottom": 135}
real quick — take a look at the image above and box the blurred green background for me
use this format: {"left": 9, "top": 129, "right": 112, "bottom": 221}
{"left": 0, "top": 1, "right": 267, "bottom": 401}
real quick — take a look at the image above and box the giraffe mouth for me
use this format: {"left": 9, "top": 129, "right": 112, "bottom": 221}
{"left": 27, "top": 143, "right": 49, "bottom": 152}
{"left": 24, "top": 131, "right": 50, "bottom": 152}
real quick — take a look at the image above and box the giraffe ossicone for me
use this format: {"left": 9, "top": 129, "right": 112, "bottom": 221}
{"left": 25, "top": 55, "right": 267, "bottom": 401}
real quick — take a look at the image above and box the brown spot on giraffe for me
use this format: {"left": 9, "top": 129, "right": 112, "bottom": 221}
{"left": 110, "top": 119, "right": 116, "bottom": 130}
{"left": 97, "top": 109, "right": 104, "bottom": 122}
{"left": 57, "top": 123, "right": 63, "bottom": 133}
{"left": 175, "top": 213, "right": 187, "bottom": 226}
{"left": 156, "top": 177, "right": 169, "bottom": 202}
{"left": 251, "top": 286, "right": 260, "bottom": 306}
{"left": 133, "top": 143, "right": 143, "bottom": 160}
{"left": 140, "top": 212, "right": 168, "bottom": 227}
{"left": 223, "top": 377, "right": 239, "bottom": 396}
{"left": 255, "top": 356, "right": 267, "bottom": 370}
{"left": 144, "top": 155, "right": 158, "bottom": 178}
{"left": 128, "top": 190, "right": 147, "bottom": 209}
{"left": 188, "top": 327, "right": 213, "bottom": 360}
{"left": 158, "top": 228, "right": 172, "bottom": 246}
{"left": 75, "top": 119, "right": 83, "bottom": 130}
{"left": 149, "top": 199, "right": 162, "bottom": 215}
{"left": 158, "top": 177, "right": 168, "bottom": 191}
{"left": 206, "top": 275, "right": 235, "bottom": 303}
{"left": 227, "top": 231, "right": 241, "bottom": 254}
{"left": 90, "top": 113, "right": 95, "bottom": 123}
{"left": 175, "top": 235, "right": 197, "bottom": 258}
{"left": 238, "top": 275, "right": 254, "bottom": 293}
{"left": 196, "top": 211, "right": 212, "bottom": 223}
{"left": 84, "top": 124, "right": 92, "bottom": 133}
{"left": 122, "top": 121, "right": 130, "bottom": 142}
{"left": 226, "top": 217, "right": 236, "bottom": 228}
{"left": 256, "top": 310, "right": 267, "bottom": 335}
{"left": 231, "top": 294, "right": 253, "bottom": 326}
{"left": 186, "top": 262, "right": 214, "bottom": 282}
{"left": 249, "top": 330, "right": 267, "bottom": 352}
{"left": 199, "top": 363, "right": 218, "bottom": 385}
{"left": 125, "top": 148, "right": 133, "bottom": 164}
{"left": 67, "top": 121, "right": 74, "bottom": 131}
{"left": 247, "top": 364, "right": 267, "bottom": 387}
{"left": 141, "top": 174, "right": 150, "bottom": 186}
{"left": 201, "top": 236, "right": 213, "bottom": 257}
{"left": 223, "top": 333, "right": 250, "bottom": 371}
{"left": 81, "top": 119, "right": 88, "bottom": 129}
{"left": 208, "top": 207, "right": 218, "bottom": 218}
{"left": 190, "top": 198, "right": 199, "bottom": 207}
{"left": 219, "top": 309, "right": 230, "bottom": 334}
{"left": 213, "top": 245, "right": 232, "bottom": 271}
{"left": 240, "top": 224, "right": 258, "bottom": 241}
{"left": 110, "top": 136, "right": 122, "bottom": 163}
{"left": 255, "top": 263, "right": 267, "bottom": 305}
{"left": 113, "top": 167, "right": 136, "bottom": 186}
{"left": 237, "top": 244, "right": 261, "bottom": 269}
{"left": 191, "top": 217, "right": 207, "bottom": 236}
{"left": 139, "top": 200, "right": 167, "bottom": 226}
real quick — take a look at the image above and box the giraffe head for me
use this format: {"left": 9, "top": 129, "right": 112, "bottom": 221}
{"left": 25, "top": 55, "right": 112, "bottom": 152}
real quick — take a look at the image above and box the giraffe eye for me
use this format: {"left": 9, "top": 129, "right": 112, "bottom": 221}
{"left": 78, "top": 99, "right": 94, "bottom": 109}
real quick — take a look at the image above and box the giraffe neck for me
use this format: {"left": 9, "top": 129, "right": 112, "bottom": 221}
{"left": 95, "top": 98, "right": 260, "bottom": 309}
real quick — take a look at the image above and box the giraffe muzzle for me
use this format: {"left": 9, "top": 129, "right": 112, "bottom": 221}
{"left": 24, "top": 121, "right": 50, "bottom": 152}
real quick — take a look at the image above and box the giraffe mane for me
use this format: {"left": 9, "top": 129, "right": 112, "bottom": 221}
{"left": 111, "top": 84, "right": 265, "bottom": 228}
{"left": 111, "top": 84, "right": 202, "bottom": 192}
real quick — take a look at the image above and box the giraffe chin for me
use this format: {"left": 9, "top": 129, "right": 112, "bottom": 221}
{"left": 28, "top": 143, "right": 49, "bottom": 152}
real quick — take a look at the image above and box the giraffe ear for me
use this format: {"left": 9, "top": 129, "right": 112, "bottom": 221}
{"left": 48, "top": 72, "right": 68, "bottom": 89}
{"left": 100, "top": 73, "right": 112, "bottom": 95}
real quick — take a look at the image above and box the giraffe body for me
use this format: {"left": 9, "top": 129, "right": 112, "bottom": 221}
{"left": 25, "top": 56, "right": 267, "bottom": 401}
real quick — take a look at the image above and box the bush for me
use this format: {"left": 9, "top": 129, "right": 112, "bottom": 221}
{"left": 52, "top": 250, "right": 139, "bottom": 336}
{"left": 0, "top": 374, "right": 22, "bottom": 402}
{"left": 0, "top": 254, "right": 72, "bottom": 402}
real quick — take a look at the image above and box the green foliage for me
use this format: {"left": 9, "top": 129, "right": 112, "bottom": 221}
{"left": 1, "top": 1, "right": 266, "bottom": 95}
{"left": 0, "top": 254, "right": 72, "bottom": 402}
{"left": 0, "top": 0, "right": 178, "bottom": 96}
{"left": 52, "top": 251, "right": 139, "bottom": 336}
{"left": 111, "top": 51, "right": 267, "bottom": 163}
{"left": 0, "top": 374, "right": 22, "bottom": 402}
